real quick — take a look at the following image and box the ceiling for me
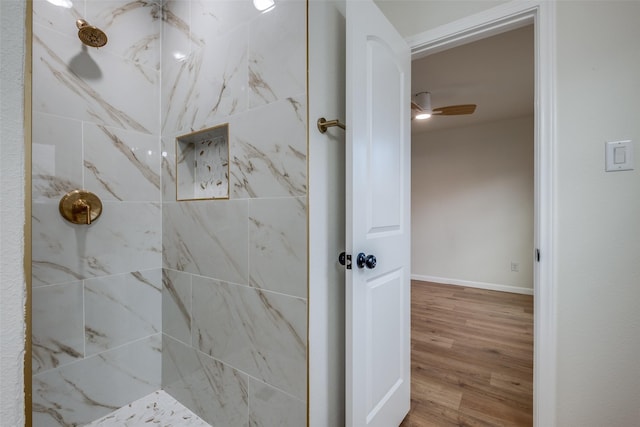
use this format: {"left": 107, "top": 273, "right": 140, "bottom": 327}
{"left": 411, "top": 24, "right": 534, "bottom": 134}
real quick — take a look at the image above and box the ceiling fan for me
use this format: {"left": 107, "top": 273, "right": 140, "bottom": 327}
{"left": 411, "top": 92, "right": 476, "bottom": 120}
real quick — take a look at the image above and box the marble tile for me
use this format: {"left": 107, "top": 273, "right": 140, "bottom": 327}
{"left": 85, "top": 270, "right": 162, "bottom": 356}
{"left": 32, "top": 282, "right": 84, "bottom": 375}
{"left": 33, "top": 334, "right": 161, "bottom": 427}
{"left": 86, "top": 0, "right": 162, "bottom": 71}
{"left": 32, "top": 112, "right": 83, "bottom": 202}
{"left": 190, "top": 25, "right": 248, "bottom": 129}
{"left": 32, "top": 201, "right": 161, "bottom": 287}
{"left": 33, "top": 0, "right": 85, "bottom": 35}
{"left": 191, "top": 277, "right": 307, "bottom": 399}
{"left": 162, "top": 335, "right": 249, "bottom": 427}
{"left": 84, "top": 390, "right": 211, "bottom": 427}
{"left": 161, "top": 0, "right": 192, "bottom": 63}
{"left": 161, "top": 134, "right": 178, "bottom": 201}
{"left": 160, "top": 0, "right": 197, "bottom": 135}
{"left": 249, "top": 379, "right": 306, "bottom": 427}
{"left": 33, "top": 24, "right": 159, "bottom": 134}
{"left": 230, "top": 96, "right": 307, "bottom": 198}
{"left": 191, "top": 0, "right": 258, "bottom": 40}
{"left": 83, "top": 123, "right": 161, "bottom": 202}
{"left": 162, "top": 269, "right": 192, "bottom": 345}
{"left": 248, "top": 0, "right": 306, "bottom": 108}
{"left": 249, "top": 197, "right": 307, "bottom": 298}
{"left": 162, "top": 200, "right": 248, "bottom": 284}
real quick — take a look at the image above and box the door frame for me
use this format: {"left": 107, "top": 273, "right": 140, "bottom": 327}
{"left": 407, "top": 2, "right": 557, "bottom": 427}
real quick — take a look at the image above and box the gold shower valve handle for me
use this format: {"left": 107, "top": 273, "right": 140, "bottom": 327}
{"left": 59, "top": 190, "right": 102, "bottom": 225}
{"left": 71, "top": 199, "right": 91, "bottom": 224}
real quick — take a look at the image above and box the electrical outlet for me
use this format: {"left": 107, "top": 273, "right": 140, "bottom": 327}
{"left": 510, "top": 262, "right": 519, "bottom": 272}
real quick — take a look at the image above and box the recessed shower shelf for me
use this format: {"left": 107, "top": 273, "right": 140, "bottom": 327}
{"left": 176, "top": 124, "right": 229, "bottom": 201}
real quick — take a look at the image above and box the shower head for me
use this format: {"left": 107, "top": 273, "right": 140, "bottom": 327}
{"left": 76, "top": 19, "right": 108, "bottom": 48}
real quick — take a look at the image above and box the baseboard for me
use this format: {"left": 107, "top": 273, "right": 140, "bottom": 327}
{"left": 411, "top": 274, "right": 534, "bottom": 295}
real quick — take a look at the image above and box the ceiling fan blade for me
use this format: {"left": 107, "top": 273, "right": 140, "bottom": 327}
{"left": 432, "top": 104, "right": 477, "bottom": 116}
{"left": 410, "top": 100, "right": 423, "bottom": 111}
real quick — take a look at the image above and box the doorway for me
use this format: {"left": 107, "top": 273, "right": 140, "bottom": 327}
{"left": 407, "top": 24, "right": 535, "bottom": 424}
{"left": 308, "top": 2, "right": 557, "bottom": 426}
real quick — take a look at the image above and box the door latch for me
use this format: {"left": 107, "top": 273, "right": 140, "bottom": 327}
{"left": 338, "top": 252, "right": 352, "bottom": 269}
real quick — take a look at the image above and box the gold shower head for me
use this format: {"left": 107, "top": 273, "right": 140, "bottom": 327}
{"left": 76, "top": 19, "right": 108, "bottom": 48}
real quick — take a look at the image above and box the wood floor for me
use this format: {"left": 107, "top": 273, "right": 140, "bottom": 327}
{"left": 400, "top": 281, "right": 533, "bottom": 427}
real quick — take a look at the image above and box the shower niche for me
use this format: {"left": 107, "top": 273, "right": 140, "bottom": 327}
{"left": 176, "top": 124, "right": 230, "bottom": 201}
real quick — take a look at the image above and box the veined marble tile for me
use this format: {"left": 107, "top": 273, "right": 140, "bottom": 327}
{"left": 162, "top": 200, "right": 248, "bottom": 284}
{"left": 230, "top": 96, "right": 307, "bottom": 198}
{"left": 162, "top": 334, "right": 249, "bottom": 427}
{"left": 33, "top": 24, "right": 159, "bottom": 135}
{"left": 84, "top": 390, "right": 211, "bottom": 427}
{"left": 32, "top": 201, "right": 161, "bottom": 287}
{"left": 248, "top": 0, "right": 306, "bottom": 108}
{"left": 191, "top": 277, "right": 307, "bottom": 399}
{"left": 161, "top": 134, "right": 177, "bottom": 201}
{"left": 33, "top": 334, "right": 161, "bottom": 427}
{"left": 162, "top": 269, "right": 192, "bottom": 345}
{"left": 161, "top": 0, "right": 192, "bottom": 67}
{"left": 86, "top": 0, "right": 162, "bottom": 71}
{"left": 83, "top": 123, "right": 161, "bottom": 202}
{"left": 249, "top": 378, "right": 306, "bottom": 427}
{"left": 191, "top": 0, "right": 259, "bottom": 40}
{"left": 163, "top": 8, "right": 248, "bottom": 133}
{"left": 85, "top": 269, "right": 161, "bottom": 356}
{"left": 32, "top": 112, "right": 83, "bottom": 202}
{"left": 32, "top": 282, "right": 84, "bottom": 375}
{"left": 249, "top": 197, "right": 307, "bottom": 298}
{"left": 161, "top": 0, "right": 200, "bottom": 135}
{"left": 33, "top": 0, "right": 85, "bottom": 35}
{"left": 189, "top": 24, "right": 248, "bottom": 129}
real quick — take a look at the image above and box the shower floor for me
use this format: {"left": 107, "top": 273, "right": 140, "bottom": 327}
{"left": 84, "top": 390, "right": 211, "bottom": 427}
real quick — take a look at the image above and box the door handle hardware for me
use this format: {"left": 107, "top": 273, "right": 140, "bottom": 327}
{"left": 317, "top": 117, "right": 346, "bottom": 134}
{"left": 356, "top": 253, "right": 377, "bottom": 269}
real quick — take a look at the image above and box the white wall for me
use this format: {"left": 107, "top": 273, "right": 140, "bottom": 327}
{"left": 0, "top": 0, "right": 26, "bottom": 425}
{"left": 375, "top": 0, "right": 508, "bottom": 38}
{"left": 412, "top": 116, "right": 534, "bottom": 292}
{"left": 308, "top": 1, "right": 346, "bottom": 425}
{"left": 555, "top": 2, "right": 640, "bottom": 425}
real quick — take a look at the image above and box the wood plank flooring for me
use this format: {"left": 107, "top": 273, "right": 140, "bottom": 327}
{"left": 400, "top": 281, "right": 533, "bottom": 427}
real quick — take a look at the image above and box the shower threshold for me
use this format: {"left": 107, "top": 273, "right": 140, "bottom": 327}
{"left": 83, "top": 390, "right": 211, "bottom": 426}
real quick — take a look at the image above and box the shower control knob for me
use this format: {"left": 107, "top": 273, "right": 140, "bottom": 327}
{"left": 356, "top": 253, "right": 377, "bottom": 269}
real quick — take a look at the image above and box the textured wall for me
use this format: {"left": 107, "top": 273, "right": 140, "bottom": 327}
{"left": 555, "top": 2, "right": 640, "bottom": 425}
{"left": 30, "top": 0, "right": 163, "bottom": 424}
{"left": 412, "top": 116, "right": 534, "bottom": 291}
{"left": 374, "top": 0, "right": 508, "bottom": 38}
{"left": 160, "top": 1, "right": 307, "bottom": 426}
{"left": 0, "top": 1, "right": 26, "bottom": 425}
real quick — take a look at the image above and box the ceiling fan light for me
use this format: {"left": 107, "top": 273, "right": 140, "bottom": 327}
{"left": 415, "top": 92, "right": 432, "bottom": 111}
{"left": 415, "top": 112, "right": 431, "bottom": 120}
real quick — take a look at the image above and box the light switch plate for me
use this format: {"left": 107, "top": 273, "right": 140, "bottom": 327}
{"left": 605, "top": 140, "right": 634, "bottom": 172}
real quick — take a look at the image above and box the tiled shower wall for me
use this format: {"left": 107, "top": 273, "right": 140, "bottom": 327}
{"left": 160, "top": 1, "right": 307, "bottom": 425}
{"left": 31, "top": 0, "right": 307, "bottom": 425}
{"left": 31, "top": 0, "right": 163, "bottom": 425}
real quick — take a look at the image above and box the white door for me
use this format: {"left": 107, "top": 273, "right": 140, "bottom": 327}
{"left": 345, "top": 1, "right": 411, "bottom": 426}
